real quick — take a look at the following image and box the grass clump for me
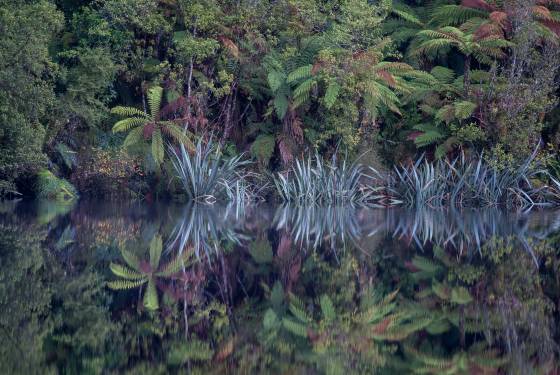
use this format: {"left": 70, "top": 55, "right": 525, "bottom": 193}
{"left": 273, "top": 152, "right": 387, "bottom": 206}
{"left": 388, "top": 149, "right": 560, "bottom": 209}
{"left": 170, "top": 138, "right": 262, "bottom": 203}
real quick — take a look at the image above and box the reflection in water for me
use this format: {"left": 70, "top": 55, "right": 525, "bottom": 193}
{"left": 1, "top": 200, "right": 559, "bottom": 373}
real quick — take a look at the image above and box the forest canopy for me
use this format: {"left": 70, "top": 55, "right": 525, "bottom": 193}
{"left": 1, "top": 0, "right": 559, "bottom": 200}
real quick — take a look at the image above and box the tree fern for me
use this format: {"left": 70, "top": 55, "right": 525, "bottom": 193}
{"left": 454, "top": 100, "right": 477, "bottom": 120}
{"left": 282, "top": 317, "right": 309, "bottom": 337}
{"left": 109, "top": 263, "right": 144, "bottom": 280}
{"left": 324, "top": 82, "right": 341, "bottom": 109}
{"left": 319, "top": 295, "right": 336, "bottom": 324}
{"left": 430, "top": 5, "right": 488, "bottom": 27}
{"left": 111, "top": 86, "right": 194, "bottom": 168}
{"left": 107, "top": 279, "right": 146, "bottom": 290}
{"left": 287, "top": 64, "right": 313, "bottom": 84}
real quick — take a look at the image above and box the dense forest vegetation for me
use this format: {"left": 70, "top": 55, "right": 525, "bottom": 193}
{"left": 1, "top": 0, "right": 560, "bottom": 201}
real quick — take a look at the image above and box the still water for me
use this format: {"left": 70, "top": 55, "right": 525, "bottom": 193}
{"left": 1, "top": 200, "right": 560, "bottom": 374}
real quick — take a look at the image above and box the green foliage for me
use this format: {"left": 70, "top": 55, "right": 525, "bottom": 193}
{"left": 250, "top": 134, "right": 276, "bottom": 167}
{"left": 108, "top": 233, "right": 195, "bottom": 310}
{"left": 111, "top": 86, "right": 194, "bottom": 169}
{"left": 273, "top": 151, "right": 386, "bottom": 206}
{"left": 35, "top": 170, "right": 77, "bottom": 202}
{"left": 170, "top": 138, "right": 258, "bottom": 203}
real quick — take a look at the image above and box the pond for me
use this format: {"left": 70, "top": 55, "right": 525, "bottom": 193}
{"left": 1, "top": 200, "right": 560, "bottom": 374}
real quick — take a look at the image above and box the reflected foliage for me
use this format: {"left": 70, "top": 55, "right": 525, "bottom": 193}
{"left": 1, "top": 201, "right": 560, "bottom": 373}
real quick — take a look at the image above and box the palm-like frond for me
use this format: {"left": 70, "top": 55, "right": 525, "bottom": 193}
{"left": 112, "top": 117, "right": 147, "bottom": 133}
{"left": 109, "top": 263, "right": 145, "bottom": 280}
{"left": 149, "top": 235, "right": 163, "bottom": 269}
{"left": 110, "top": 106, "right": 149, "bottom": 118}
{"left": 430, "top": 5, "right": 488, "bottom": 27}
{"left": 123, "top": 126, "right": 145, "bottom": 148}
{"left": 151, "top": 128, "right": 164, "bottom": 166}
{"left": 161, "top": 122, "right": 195, "bottom": 150}
{"left": 147, "top": 86, "right": 163, "bottom": 121}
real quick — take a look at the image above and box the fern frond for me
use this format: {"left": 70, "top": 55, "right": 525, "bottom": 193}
{"left": 430, "top": 66, "right": 456, "bottom": 83}
{"left": 287, "top": 64, "right": 313, "bottom": 84}
{"left": 324, "top": 81, "right": 340, "bottom": 109}
{"left": 157, "top": 250, "right": 195, "bottom": 277}
{"left": 273, "top": 93, "right": 289, "bottom": 119}
{"left": 111, "top": 106, "right": 148, "bottom": 118}
{"left": 282, "top": 318, "right": 309, "bottom": 337}
{"left": 430, "top": 5, "right": 488, "bottom": 27}
{"left": 319, "top": 295, "right": 336, "bottom": 323}
{"left": 411, "top": 256, "right": 442, "bottom": 274}
{"left": 143, "top": 278, "right": 159, "bottom": 310}
{"left": 450, "top": 286, "right": 473, "bottom": 304}
{"left": 147, "top": 86, "right": 163, "bottom": 121}
{"left": 292, "top": 78, "right": 315, "bottom": 108}
{"left": 413, "top": 38, "right": 455, "bottom": 56}
{"left": 161, "top": 122, "right": 195, "bottom": 150}
{"left": 454, "top": 100, "right": 477, "bottom": 119}
{"left": 289, "top": 293, "right": 311, "bottom": 323}
{"left": 120, "top": 247, "right": 141, "bottom": 271}
{"left": 435, "top": 105, "right": 456, "bottom": 123}
{"left": 414, "top": 130, "right": 445, "bottom": 147}
{"left": 123, "top": 126, "right": 145, "bottom": 148}
{"left": 107, "top": 279, "right": 146, "bottom": 290}
{"left": 167, "top": 340, "right": 214, "bottom": 364}
{"left": 267, "top": 70, "right": 286, "bottom": 92}
{"left": 151, "top": 128, "right": 164, "bottom": 166}
{"left": 149, "top": 234, "right": 163, "bottom": 269}
{"left": 392, "top": 3, "right": 424, "bottom": 26}
{"left": 112, "top": 117, "right": 147, "bottom": 133}
{"left": 109, "top": 263, "right": 145, "bottom": 280}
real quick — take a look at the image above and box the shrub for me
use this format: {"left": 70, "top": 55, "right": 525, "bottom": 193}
{"left": 71, "top": 148, "right": 146, "bottom": 198}
{"left": 35, "top": 170, "right": 77, "bottom": 201}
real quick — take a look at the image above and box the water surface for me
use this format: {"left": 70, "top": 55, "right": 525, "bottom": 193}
{"left": 1, "top": 200, "right": 559, "bottom": 374}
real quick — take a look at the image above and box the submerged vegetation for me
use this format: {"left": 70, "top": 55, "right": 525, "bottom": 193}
{"left": 1, "top": 0, "right": 559, "bottom": 205}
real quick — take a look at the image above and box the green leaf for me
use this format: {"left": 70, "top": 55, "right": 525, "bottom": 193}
{"left": 143, "top": 277, "right": 159, "bottom": 310}
{"left": 250, "top": 134, "right": 276, "bottom": 166}
{"left": 107, "top": 279, "right": 146, "bottom": 290}
{"left": 149, "top": 234, "right": 162, "bottom": 269}
{"left": 151, "top": 128, "right": 164, "bottom": 165}
{"left": 167, "top": 340, "right": 214, "bottom": 365}
{"left": 162, "top": 122, "right": 195, "bottom": 150}
{"left": 123, "top": 126, "right": 145, "bottom": 148}
{"left": 267, "top": 70, "right": 286, "bottom": 92}
{"left": 263, "top": 308, "right": 279, "bottom": 330}
{"left": 282, "top": 318, "right": 308, "bottom": 337}
{"left": 324, "top": 81, "right": 340, "bottom": 109}
{"left": 147, "top": 86, "right": 163, "bottom": 121}
{"left": 111, "top": 106, "right": 148, "bottom": 118}
{"left": 454, "top": 100, "right": 477, "bottom": 120}
{"left": 110, "top": 263, "right": 145, "bottom": 280}
{"left": 249, "top": 239, "right": 273, "bottom": 264}
{"left": 430, "top": 66, "right": 455, "bottom": 84}
{"left": 273, "top": 94, "right": 289, "bottom": 119}
{"left": 287, "top": 64, "right": 313, "bottom": 84}
{"left": 450, "top": 287, "right": 473, "bottom": 305}
{"left": 320, "top": 294, "right": 336, "bottom": 323}
{"left": 112, "top": 117, "right": 147, "bottom": 133}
